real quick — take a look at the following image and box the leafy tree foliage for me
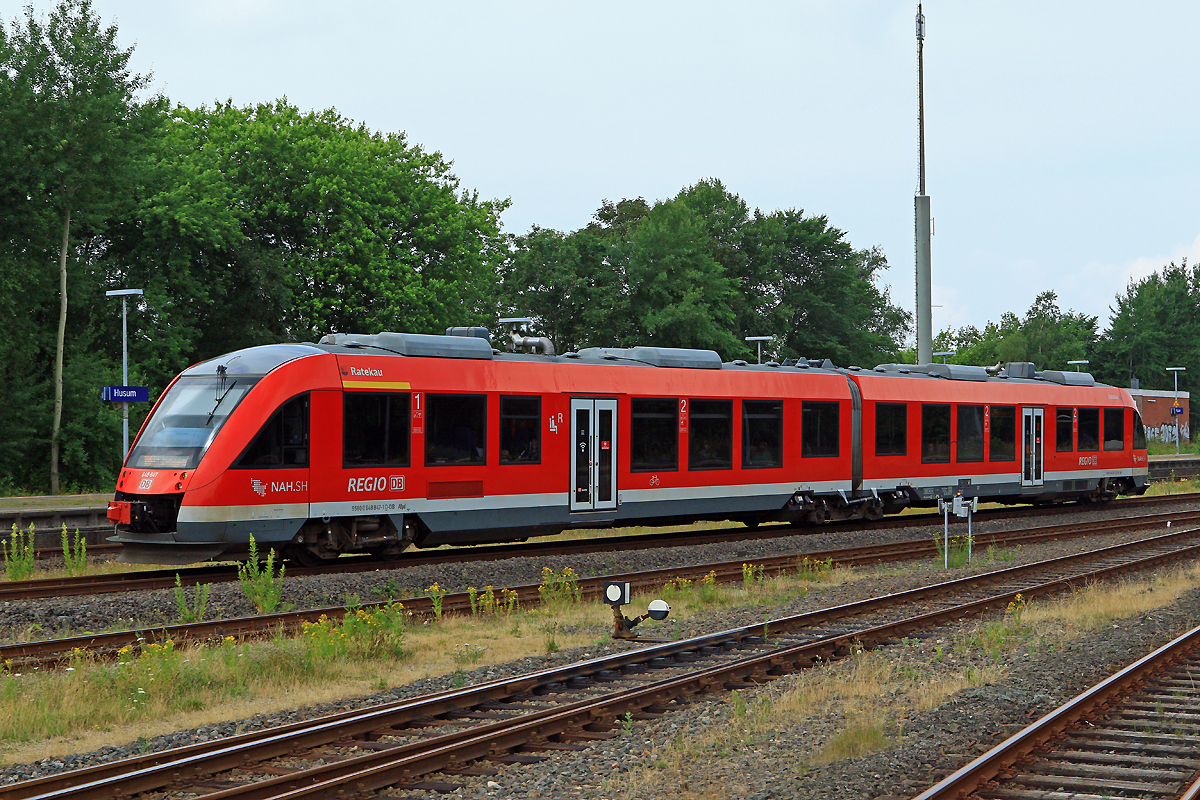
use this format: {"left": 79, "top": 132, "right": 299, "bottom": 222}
{"left": 501, "top": 179, "right": 910, "bottom": 363}
{"left": 1093, "top": 259, "right": 1200, "bottom": 391}
{"left": 0, "top": 0, "right": 160, "bottom": 491}
{"left": 933, "top": 291, "right": 1097, "bottom": 373}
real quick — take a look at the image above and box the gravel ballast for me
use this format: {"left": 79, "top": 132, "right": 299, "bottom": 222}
{"left": 2, "top": 503, "right": 1199, "bottom": 799}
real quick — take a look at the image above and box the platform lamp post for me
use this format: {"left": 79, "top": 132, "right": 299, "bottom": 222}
{"left": 106, "top": 288, "right": 143, "bottom": 460}
{"left": 745, "top": 336, "right": 772, "bottom": 364}
{"left": 1068, "top": 360, "right": 1089, "bottom": 372}
{"left": 1168, "top": 366, "right": 1186, "bottom": 455}
{"left": 933, "top": 350, "right": 955, "bottom": 364}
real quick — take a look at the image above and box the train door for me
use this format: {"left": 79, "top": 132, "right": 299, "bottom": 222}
{"left": 569, "top": 398, "right": 617, "bottom": 512}
{"left": 1021, "top": 407, "right": 1044, "bottom": 488}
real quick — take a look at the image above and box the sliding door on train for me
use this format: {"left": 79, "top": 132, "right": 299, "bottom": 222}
{"left": 1021, "top": 407, "right": 1044, "bottom": 488}
{"left": 569, "top": 398, "right": 617, "bottom": 513}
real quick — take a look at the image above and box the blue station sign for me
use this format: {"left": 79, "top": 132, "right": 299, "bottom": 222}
{"left": 102, "top": 385, "right": 149, "bottom": 402}
{"left": 1172, "top": 405, "right": 1184, "bottom": 416}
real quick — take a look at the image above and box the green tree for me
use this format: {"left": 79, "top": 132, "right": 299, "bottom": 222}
{"left": 748, "top": 209, "right": 909, "bottom": 367}
{"left": 934, "top": 292, "right": 1096, "bottom": 372}
{"left": 1094, "top": 259, "right": 1200, "bottom": 390}
{"left": 1, "top": 0, "right": 160, "bottom": 492}
{"left": 622, "top": 200, "right": 742, "bottom": 355}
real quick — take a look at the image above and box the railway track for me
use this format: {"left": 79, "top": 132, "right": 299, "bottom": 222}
{"left": 915, "top": 619, "right": 1200, "bottom": 799}
{"left": 4, "top": 525, "right": 1200, "bottom": 800}
{"left": 6, "top": 504, "right": 1200, "bottom": 672}
{"left": 0, "top": 507, "right": 1149, "bottom": 668}
{"left": 4, "top": 496, "right": 1200, "bottom": 604}
{"left": 6, "top": 489, "right": 1199, "bottom": 563}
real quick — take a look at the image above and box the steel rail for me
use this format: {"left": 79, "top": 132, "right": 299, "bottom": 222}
{"left": 6, "top": 510, "right": 1200, "bottom": 669}
{"left": 7, "top": 529, "right": 1200, "bottom": 800}
{"left": 4, "top": 497, "right": 1199, "bottom": 605}
{"left": 6, "top": 509, "right": 1200, "bottom": 669}
{"left": 913, "top": 621, "right": 1200, "bottom": 800}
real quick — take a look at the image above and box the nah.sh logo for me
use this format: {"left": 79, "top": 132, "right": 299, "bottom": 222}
{"left": 252, "top": 479, "right": 267, "bottom": 497}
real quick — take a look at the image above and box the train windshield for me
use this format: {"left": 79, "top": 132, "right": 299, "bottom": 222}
{"left": 127, "top": 376, "right": 260, "bottom": 470}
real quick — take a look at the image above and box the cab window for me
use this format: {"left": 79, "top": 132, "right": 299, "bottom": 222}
{"left": 234, "top": 393, "right": 310, "bottom": 468}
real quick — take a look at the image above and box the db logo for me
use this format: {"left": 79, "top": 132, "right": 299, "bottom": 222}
{"left": 390, "top": 475, "right": 405, "bottom": 491}
{"left": 138, "top": 477, "right": 154, "bottom": 491}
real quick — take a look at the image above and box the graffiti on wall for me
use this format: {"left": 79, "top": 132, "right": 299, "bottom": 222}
{"left": 1148, "top": 421, "right": 1191, "bottom": 443}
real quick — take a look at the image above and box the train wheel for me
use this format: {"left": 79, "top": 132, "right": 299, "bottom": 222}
{"left": 743, "top": 520, "right": 760, "bottom": 529}
{"left": 287, "top": 546, "right": 338, "bottom": 568}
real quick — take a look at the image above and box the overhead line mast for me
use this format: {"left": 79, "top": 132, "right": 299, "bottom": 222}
{"left": 915, "top": 3, "right": 933, "bottom": 365}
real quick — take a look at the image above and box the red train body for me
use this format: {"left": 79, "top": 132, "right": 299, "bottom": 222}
{"left": 107, "top": 331, "right": 1149, "bottom": 564}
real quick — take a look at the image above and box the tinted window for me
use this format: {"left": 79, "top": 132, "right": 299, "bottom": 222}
{"left": 500, "top": 396, "right": 541, "bottom": 464}
{"left": 957, "top": 405, "right": 985, "bottom": 463}
{"left": 425, "top": 394, "right": 486, "bottom": 465}
{"left": 921, "top": 404, "right": 951, "bottom": 463}
{"left": 235, "top": 393, "right": 309, "bottom": 468}
{"left": 875, "top": 402, "right": 907, "bottom": 457}
{"left": 802, "top": 401, "right": 839, "bottom": 458}
{"left": 1055, "top": 407, "right": 1074, "bottom": 453}
{"left": 990, "top": 406, "right": 1016, "bottom": 462}
{"left": 631, "top": 398, "right": 678, "bottom": 472}
{"left": 1133, "top": 410, "right": 1147, "bottom": 450}
{"left": 1104, "top": 407, "right": 1125, "bottom": 451}
{"left": 343, "top": 392, "right": 409, "bottom": 467}
{"left": 742, "top": 400, "right": 783, "bottom": 468}
{"left": 689, "top": 399, "right": 732, "bottom": 470}
{"left": 1078, "top": 407, "right": 1100, "bottom": 452}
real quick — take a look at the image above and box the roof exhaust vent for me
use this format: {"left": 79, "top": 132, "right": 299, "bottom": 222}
{"left": 499, "top": 317, "right": 555, "bottom": 356}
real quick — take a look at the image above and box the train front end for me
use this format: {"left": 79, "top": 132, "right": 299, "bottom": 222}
{"left": 107, "top": 344, "right": 324, "bottom": 564}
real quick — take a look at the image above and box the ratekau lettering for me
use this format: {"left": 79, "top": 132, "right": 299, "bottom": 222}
{"left": 349, "top": 367, "right": 384, "bottom": 377}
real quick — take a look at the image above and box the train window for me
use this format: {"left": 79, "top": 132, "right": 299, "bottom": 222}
{"left": 957, "top": 405, "right": 985, "bottom": 463}
{"left": 875, "top": 402, "right": 907, "bottom": 457}
{"left": 1104, "top": 407, "right": 1125, "bottom": 451}
{"left": 1133, "top": 409, "right": 1147, "bottom": 450}
{"left": 500, "top": 396, "right": 541, "bottom": 464}
{"left": 630, "top": 398, "right": 678, "bottom": 472}
{"left": 921, "top": 404, "right": 951, "bottom": 463}
{"left": 1078, "top": 408, "right": 1100, "bottom": 452}
{"left": 343, "top": 392, "right": 410, "bottom": 467}
{"left": 742, "top": 400, "right": 783, "bottom": 468}
{"left": 234, "top": 393, "right": 310, "bottom": 468}
{"left": 802, "top": 401, "right": 839, "bottom": 458}
{"left": 425, "top": 394, "right": 486, "bottom": 465}
{"left": 989, "top": 406, "right": 1016, "bottom": 462}
{"left": 1055, "top": 407, "right": 1074, "bottom": 452}
{"left": 689, "top": 399, "right": 732, "bottom": 471}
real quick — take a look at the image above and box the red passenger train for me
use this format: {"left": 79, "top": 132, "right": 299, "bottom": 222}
{"left": 107, "top": 329, "right": 1149, "bottom": 564}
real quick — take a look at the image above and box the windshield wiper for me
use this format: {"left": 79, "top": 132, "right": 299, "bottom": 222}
{"left": 206, "top": 380, "right": 238, "bottom": 425}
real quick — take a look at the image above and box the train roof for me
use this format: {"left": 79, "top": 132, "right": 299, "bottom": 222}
{"left": 868, "top": 362, "right": 1108, "bottom": 388}
{"left": 178, "top": 331, "right": 1114, "bottom": 393}
{"left": 313, "top": 331, "right": 847, "bottom": 376}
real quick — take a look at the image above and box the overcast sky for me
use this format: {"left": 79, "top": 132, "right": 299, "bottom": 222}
{"left": 8, "top": 0, "right": 1199, "bottom": 340}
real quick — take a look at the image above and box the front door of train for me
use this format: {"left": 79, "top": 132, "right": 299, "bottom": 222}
{"left": 569, "top": 398, "right": 617, "bottom": 513}
{"left": 1021, "top": 407, "right": 1044, "bottom": 488}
